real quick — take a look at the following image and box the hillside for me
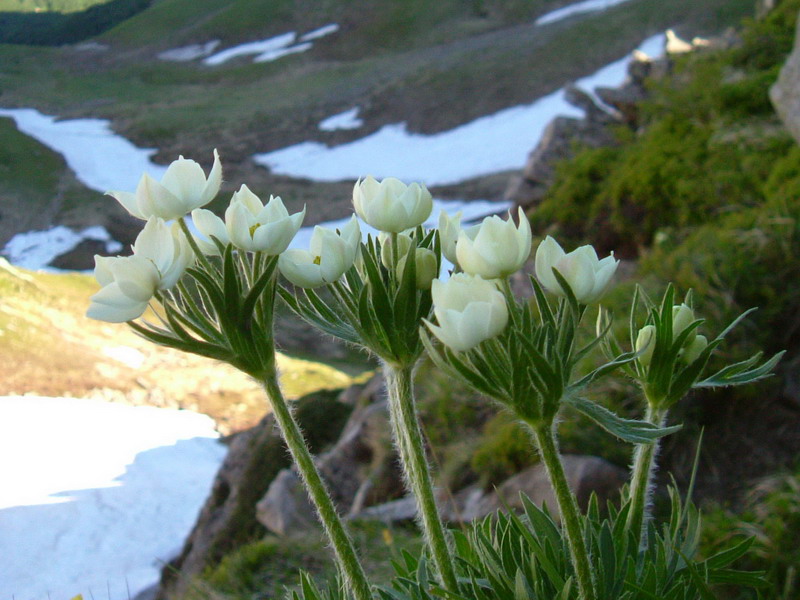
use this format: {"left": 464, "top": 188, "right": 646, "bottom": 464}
{"left": 0, "top": 0, "right": 752, "bottom": 244}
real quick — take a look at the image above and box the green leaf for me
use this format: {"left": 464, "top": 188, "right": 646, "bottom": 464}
{"left": 695, "top": 350, "right": 784, "bottom": 388}
{"left": 570, "top": 350, "right": 637, "bottom": 389}
{"left": 564, "top": 396, "right": 682, "bottom": 443}
{"left": 241, "top": 255, "right": 279, "bottom": 318}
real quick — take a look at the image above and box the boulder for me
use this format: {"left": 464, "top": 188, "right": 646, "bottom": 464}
{"left": 770, "top": 11, "right": 800, "bottom": 145}
{"left": 354, "top": 455, "right": 627, "bottom": 524}
{"left": 256, "top": 378, "right": 405, "bottom": 536}
{"left": 48, "top": 238, "right": 108, "bottom": 271}
{"left": 154, "top": 389, "right": 352, "bottom": 600}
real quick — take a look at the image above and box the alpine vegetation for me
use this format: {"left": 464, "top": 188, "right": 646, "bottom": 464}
{"left": 88, "top": 152, "right": 782, "bottom": 600}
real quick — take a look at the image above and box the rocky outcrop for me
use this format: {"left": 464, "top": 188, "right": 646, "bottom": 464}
{"left": 154, "top": 389, "right": 353, "bottom": 600}
{"left": 770, "top": 11, "right": 800, "bottom": 145}
{"left": 354, "top": 455, "right": 627, "bottom": 524}
{"left": 257, "top": 375, "right": 405, "bottom": 536}
{"left": 503, "top": 52, "right": 661, "bottom": 210}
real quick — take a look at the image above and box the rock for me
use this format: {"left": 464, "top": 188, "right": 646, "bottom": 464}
{"left": 154, "top": 389, "right": 352, "bottom": 600}
{"left": 47, "top": 238, "right": 108, "bottom": 271}
{"left": 770, "top": 12, "right": 800, "bottom": 145}
{"left": 256, "top": 383, "right": 405, "bottom": 536}
{"left": 563, "top": 85, "right": 615, "bottom": 124}
{"left": 504, "top": 116, "right": 616, "bottom": 209}
{"left": 595, "top": 85, "right": 647, "bottom": 126}
{"left": 354, "top": 455, "right": 627, "bottom": 524}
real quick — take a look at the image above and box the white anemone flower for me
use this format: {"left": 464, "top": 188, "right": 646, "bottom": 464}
{"left": 225, "top": 185, "right": 305, "bottom": 254}
{"left": 279, "top": 216, "right": 361, "bottom": 288}
{"left": 455, "top": 207, "right": 531, "bottom": 279}
{"left": 424, "top": 273, "right": 508, "bottom": 352}
{"left": 534, "top": 236, "right": 618, "bottom": 304}
{"left": 87, "top": 218, "right": 194, "bottom": 322}
{"left": 353, "top": 176, "right": 432, "bottom": 233}
{"left": 108, "top": 149, "right": 222, "bottom": 220}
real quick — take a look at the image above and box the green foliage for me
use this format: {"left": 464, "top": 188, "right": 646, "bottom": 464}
{"left": 531, "top": 0, "right": 800, "bottom": 256}
{"left": 701, "top": 466, "right": 800, "bottom": 600}
{"left": 0, "top": 0, "right": 150, "bottom": 44}
{"left": 470, "top": 412, "right": 537, "bottom": 487}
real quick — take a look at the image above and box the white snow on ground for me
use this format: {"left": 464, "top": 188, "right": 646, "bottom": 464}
{"left": 535, "top": 0, "right": 634, "bottom": 26}
{"left": 319, "top": 107, "right": 364, "bottom": 131}
{"left": 0, "top": 396, "right": 226, "bottom": 600}
{"left": 300, "top": 23, "right": 340, "bottom": 42}
{"left": 253, "top": 34, "right": 665, "bottom": 185}
{"left": 203, "top": 31, "right": 297, "bottom": 65}
{"left": 254, "top": 41, "right": 313, "bottom": 63}
{"left": 0, "top": 108, "right": 167, "bottom": 193}
{"left": 202, "top": 24, "right": 337, "bottom": 66}
{"left": 2, "top": 225, "right": 122, "bottom": 271}
{"left": 158, "top": 40, "right": 221, "bottom": 62}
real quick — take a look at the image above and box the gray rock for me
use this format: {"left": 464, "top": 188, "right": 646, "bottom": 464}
{"left": 154, "top": 390, "right": 352, "bottom": 600}
{"left": 256, "top": 377, "right": 404, "bottom": 536}
{"left": 353, "top": 455, "right": 627, "bottom": 524}
{"left": 771, "top": 12, "right": 800, "bottom": 145}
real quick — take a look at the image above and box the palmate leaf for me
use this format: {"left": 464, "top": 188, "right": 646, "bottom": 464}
{"left": 241, "top": 255, "right": 279, "bottom": 318}
{"left": 695, "top": 350, "right": 784, "bottom": 388}
{"left": 570, "top": 350, "right": 637, "bottom": 390}
{"left": 563, "top": 396, "right": 682, "bottom": 444}
{"left": 278, "top": 286, "right": 359, "bottom": 344}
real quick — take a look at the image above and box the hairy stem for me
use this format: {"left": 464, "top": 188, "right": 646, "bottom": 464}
{"left": 262, "top": 373, "right": 373, "bottom": 600}
{"left": 627, "top": 405, "right": 668, "bottom": 547}
{"left": 384, "top": 363, "right": 459, "bottom": 593}
{"left": 531, "top": 422, "right": 596, "bottom": 600}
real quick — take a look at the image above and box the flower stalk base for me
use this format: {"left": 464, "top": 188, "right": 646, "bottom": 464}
{"left": 262, "top": 372, "right": 372, "bottom": 600}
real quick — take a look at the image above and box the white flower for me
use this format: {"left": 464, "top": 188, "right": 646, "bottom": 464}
{"left": 353, "top": 176, "right": 432, "bottom": 233}
{"left": 279, "top": 216, "right": 361, "bottom": 288}
{"left": 455, "top": 207, "right": 531, "bottom": 279}
{"left": 534, "top": 236, "right": 618, "bottom": 304}
{"left": 191, "top": 208, "right": 230, "bottom": 255}
{"left": 438, "top": 210, "right": 463, "bottom": 264}
{"left": 683, "top": 334, "right": 708, "bottom": 364}
{"left": 397, "top": 247, "right": 439, "bottom": 290}
{"left": 424, "top": 273, "right": 508, "bottom": 352}
{"left": 672, "top": 304, "right": 695, "bottom": 340}
{"left": 379, "top": 232, "right": 413, "bottom": 270}
{"left": 225, "top": 185, "right": 305, "bottom": 254}
{"left": 108, "top": 149, "right": 222, "bottom": 220}
{"left": 87, "top": 218, "right": 194, "bottom": 322}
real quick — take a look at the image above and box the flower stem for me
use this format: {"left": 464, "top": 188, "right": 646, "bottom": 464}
{"left": 384, "top": 363, "right": 459, "bottom": 593}
{"left": 627, "top": 405, "right": 667, "bottom": 547}
{"left": 531, "top": 422, "right": 596, "bottom": 600}
{"left": 178, "top": 217, "right": 215, "bottom": 273}
{"left": 262, "top": 372, "right": 373, "bottom": 600}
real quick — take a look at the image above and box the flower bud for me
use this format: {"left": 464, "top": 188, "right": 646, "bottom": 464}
{"left": 397, "top": 247, "right": 438, "bottom": 290}
{"left": 456, "top": 207, "right": 531, "bottom": 279}
{"left": 424, "top": 273, "right": 508, "bottom": 352}
{"left": 682, "top": 334, "right": 708, "bottom": 364}
{"left": 353, "top": 176, "right": 432, "bottom": 233}
{"left": 672, "top": 304, "right": 695, "bottom": 341}
{"left": 379, "top": 232, "right": 413, "bottom": 270}
{"left": 438, "top": 210, "right": 462, "bottom": 264}
{"left": 636, "top": 324, "right": 656, "bottom": 368}
{"left": 534, "top": 236, "right": 618, "bottom": 304}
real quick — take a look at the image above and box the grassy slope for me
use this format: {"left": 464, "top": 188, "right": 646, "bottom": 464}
{"left": 0, "top": 260, "right": 359, "bottom": 433}
{"left": 0, "top": 0, "right": 752, "bottom": 227}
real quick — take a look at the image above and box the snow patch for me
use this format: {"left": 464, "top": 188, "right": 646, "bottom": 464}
{"left": 0, "top": 396, "right": 225, "bottom": 600}
{"left": 2, "top": 225, "right": 122, "bottom": 272}
{"left": 203, "top": 31, "right": 297, "bottom": 65}
{"left": 0, "top": 108, "right": 166, "bottom": 193}
{"left": 159, "top": 40, "right": 220, "bottom": 61}
{"left": 319, "top": 107, "right": 364, "bottom": 131}
{"left": 535, "top": 0, "right": 634, "bottom": 26}
{"left": 254, "top": 41, "right": 313, "bottom": 63}
{"left": 300, "top": 23, "right": 340, "bottom": 42}
{"left": 253, "top": 34, "right": 665, "bottom": 185}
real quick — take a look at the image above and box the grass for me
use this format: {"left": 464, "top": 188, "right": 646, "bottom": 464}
{"left": 0, "top": 261, "right": 364, "bottom": 433}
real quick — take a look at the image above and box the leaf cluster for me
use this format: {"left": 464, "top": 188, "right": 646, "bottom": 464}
{"left": 282, "top": 228, "right": 440, "bottom": 367}
{"left": 131, "top": 246, "right": 280, "bottom": 378}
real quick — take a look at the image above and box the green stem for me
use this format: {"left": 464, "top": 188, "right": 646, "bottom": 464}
{"left": 262, "top": 372, "right": 373, "bottom": 600}
{"left": 178, "top": 217, "right": 216, "bottom": 273}
{"left": 627, "top": 405, "right": 667, "bottom": 547}
{"left": 384, "top": 363, "right": 459, "bottom": 593}
{"left": 531, "top": 422, "right": 596, "bottom": 600}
